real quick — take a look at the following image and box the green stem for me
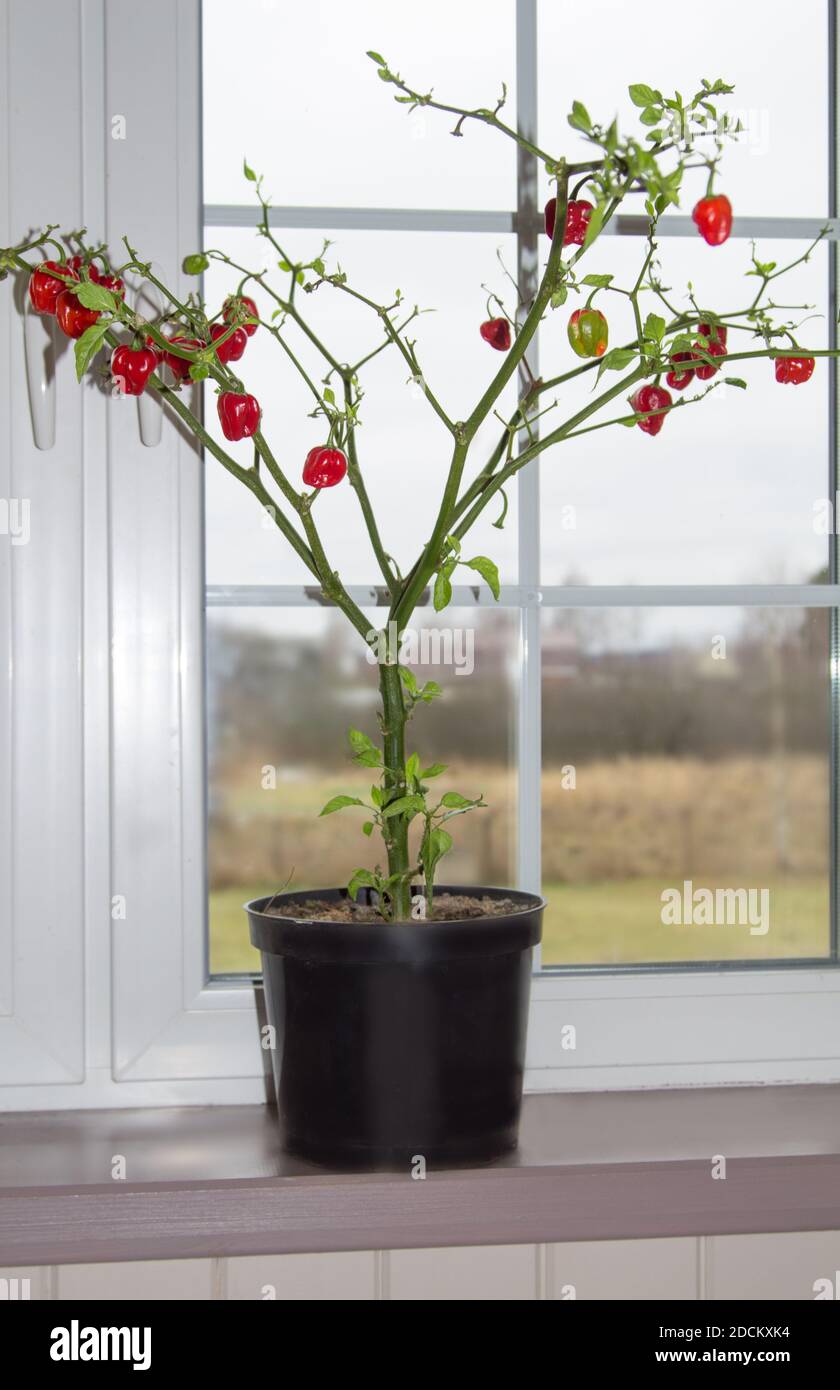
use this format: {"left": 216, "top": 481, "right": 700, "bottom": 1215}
{"left": 379, "top": 661, "right": 412, "bottom": 920}
{"left": 343, "top": 377, "right": 398, "bottom": 592}
{"left": 391, "top": 167, "right": 571, "bottom": 627}
{"left": 464, "top": 164, "right": 570, "bottom": 441}
{"left": 154, "top": 381, "right": 319, "bottom": 577}
{"left": 452, "top": 364, "right": 647, "bottom": 543}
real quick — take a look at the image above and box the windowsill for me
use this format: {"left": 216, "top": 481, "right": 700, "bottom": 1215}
{"left": 1, "top": 1086, "right": 839, "bottom": 1266}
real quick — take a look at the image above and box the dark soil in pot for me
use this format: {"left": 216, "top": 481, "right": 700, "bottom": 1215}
{"left": 262, "top": 891, "right": 526, "bottom": 922}
{"left": 247, "top": 885, "right": 544, "bottom": 1169}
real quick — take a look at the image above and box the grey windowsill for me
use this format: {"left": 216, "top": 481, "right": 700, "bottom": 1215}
{"left": 1, "top": 1086, "right": 839, "bottom": 1267}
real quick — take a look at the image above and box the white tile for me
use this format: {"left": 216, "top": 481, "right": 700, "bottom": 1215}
{"left": 387, "top": 1245, "right": 537, "bottom": 1300}
{"left": 0, "top": 1267, "right": 51, "bottom": 1300}
{"left": 547, "top": 1238, "right": 698, "bottom": 1300}
{"left": 709, "top": 1231, "right": 840, "bottom": 1301}
{"left": 226, "top": 1251, "right": 377, "bottom": 1300}
{"left": 56, "top": 1259, "right": 213, "bottom": 1301}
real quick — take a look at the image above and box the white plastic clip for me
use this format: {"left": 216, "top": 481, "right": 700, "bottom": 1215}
{"left": 23, "top": 295, "right": 57, "bottom": 451}
{"left": 134, "top": 268, "right": 164, "bottom": 448}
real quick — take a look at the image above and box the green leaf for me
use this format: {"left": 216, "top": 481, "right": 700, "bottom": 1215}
{"left": 432, "top": 827, "right": 453, "bottom": 856}
{"left": 441, "top": 791, "right": 478, "bottom": 809}
{"left": 353, "top": 751, "right": 382, "bottom": 769}
{"left": 640, "top": 107, "right": 661, "bottom": 127}
{"left": 596, "top": 347, "right": 637, "bottom": 382}
{"left": 74, "top": 322, "right": 110, "bottom": 381}
{"left": 582, "top": 200, "right": 605, "bottom": 250}
{"left": 366, "top": 50, "right": 386, "bottom": 64}
{"left": 433, "top": 569, "right": 452, "bottom": 613}
{"left": 347, "top": 868, "right": 378, "bottom": 901}
{"left": 465, "top": 555, "right": 500, "bottom": 601}
{"left": 362, "top": 821, "right": 374, "bottom": 837}
{"left": 398, "top": 664, "right": 418, "bottom": 695}
{"left": 581, "top": 273, "right": 614, "bottom": 288}
{"left": 323, "top": 386, "right": 335, "bottom": 406}
{"left": 568, "top": 100, "right": 591, "bottom": 134}
{"left": 75, "top": 280, "right": 117, "bottom": 312}
{"left": 419, "top": 681, "right": 442, "bottom": 702}
{"left": 723, "top": 377, "right": 747, "bottom": 389}
{"left": 643, "top": 312, "right": 666, "bottom": 343}
{"left": 348, "top": 728, "right": 382, "bottom": 767}
{"left": 182, "top": 253, "right": 209, "bottom": 275}
{"left": 421, "top": 826, "right": 453, "bottom": 878}
{"left": 319, "top": 795, "right": 364, "bottom": 816}
{"left": 550, "top": 284, "right": 568, "bottom": 308}
{"left": 420, "top": 763, "right": 447, "bottom": 779}
{"left": 629, "top": 83, "right": 660, "bottom": 108}
{"left": 405, "top": 752, "right": 421, "bottom": 782}
{"left": 381, "top": 794, "right": 423, "bottom": 820}
{"left": 243, "top": 159, "right": 257, "bottom": 182}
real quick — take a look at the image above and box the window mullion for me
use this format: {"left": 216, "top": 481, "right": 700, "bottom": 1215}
{"left": 515, "top": 0, "right": 543, "bottom": 963}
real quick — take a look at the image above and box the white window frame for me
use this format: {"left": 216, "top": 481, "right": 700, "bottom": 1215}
{"left": 1, "top": 0, "right": 839, "bottom": 1112}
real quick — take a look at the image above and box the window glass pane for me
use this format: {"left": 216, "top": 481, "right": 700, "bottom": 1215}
{"left": 202, "top": 0, "right": 516, "bottom": 209}
{"left": 208, "top": 605, "right": 517, "bottom": 974}
{"left": 539, "top": 239, "right": 829, "bottom": 584}
{"left": 538, "top": 0, "right": 827, "bottom": 218}
{"left": 540, "top": 606, "right": 831, "bottom": 966}
{"left": 203, "top": 227, "right": 519, "bottom": 586}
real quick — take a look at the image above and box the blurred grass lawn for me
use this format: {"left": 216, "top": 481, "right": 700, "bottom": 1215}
{"left": 209, "top": 875, "right": 828, "bottom": 975}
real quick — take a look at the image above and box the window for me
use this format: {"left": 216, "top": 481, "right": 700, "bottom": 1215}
{"left": 2, "top": 0, "right": 838, "bottom": 1112}
{"left": 202, "top": 0, "right": 839, "bottom": 985}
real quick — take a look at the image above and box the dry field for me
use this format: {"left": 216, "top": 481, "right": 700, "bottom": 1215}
{"left": 209, "top": 754, "right": 829, "bottom": 973}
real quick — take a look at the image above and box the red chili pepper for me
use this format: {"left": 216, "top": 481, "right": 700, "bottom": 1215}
{"left": 479, "top": 318, "right": 511, "bottom": 352}
{"left": 223, "top": 294, "right": 259, "bottom": 337}
{"left": 110, "top": 345, "right": 158, "bottom": 396}
{"left": 774, "top": 356, "right": 815, "bottom": 385}
{"left": 567, "top": 307, "right": 608, "bottom": 358}
{"left": 70, "top": 256, "right": 125, "bottom": 300}
{"left": 693, "top": 337, "right": 726, "bottom": 381}
{"left": 211, "top": 323, "right": 248, "bottom": 363}
{"left": 302, "top": 446, "right": 348, "bottom": 489}
{"left": 698, "top": 321, "right": 727, "bottom": 348}
{"left": 164, "top": 335, "right": 203, "bottom": 380}
{"left": 692, "top": 194, "right": 732, "bottom": 246}
{"left": 630, "top": 384, "right": 672, "bottom": 436}
{"left": 55, "top": 288, "right": 100, "bottom": 339}
{"left": 217, "top": 391, "right": 261, "bottom": 441}
{"left": 665, "top": 352, "right": 695, "bottom": 391}
{"left": 28, "top": 260, "right": 78, "bottom": 315}
{"left": 544, "top": 198, "right": 593, "bottom": 245}
{"left": 98, "top": 272, "right": 125, "bottom": 300}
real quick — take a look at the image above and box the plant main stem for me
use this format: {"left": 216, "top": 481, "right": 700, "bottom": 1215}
{"left": 378, "top": 660, "right": 413, "bottom": 920}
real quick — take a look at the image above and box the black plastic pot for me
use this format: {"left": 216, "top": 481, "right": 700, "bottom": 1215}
{"left": 246, "top": 885, "right": 544, "bottom": 1168}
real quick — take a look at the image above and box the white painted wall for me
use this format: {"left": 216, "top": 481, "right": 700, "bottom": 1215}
{"left": 3, "top": 1231, "right": 840, "bottom": 1300}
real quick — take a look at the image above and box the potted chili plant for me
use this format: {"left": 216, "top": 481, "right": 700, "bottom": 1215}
{"left": 2, "top": 57, "right": 832, "bottom": 1166}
